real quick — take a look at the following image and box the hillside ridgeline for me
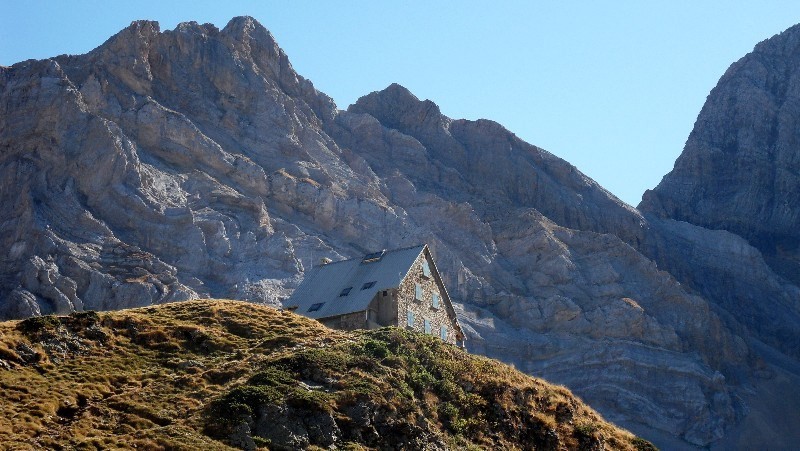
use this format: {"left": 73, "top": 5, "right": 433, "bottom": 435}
{"left": 0, "top": 299, "right": 654, "bottom": 450}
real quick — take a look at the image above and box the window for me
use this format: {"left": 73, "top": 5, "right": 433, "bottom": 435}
{"left": 432, "top": 293, "right": 440, "bottom": 309}
{"left": 415, "top": 284, "right": 423, "bottom": 301}
{"left": 406, "top": 311, "right": 415, "bottom": 327}
{"left": 339, "top": 287, "right": 352, "bottom": 297}
{"left": 308, "top": 302, "right": 324, "bottom": 312}
{"left": 361, "top": 281, "right": 376, "bottom": 290}
{"left": 424, "top": 319, "right": 431, "bottom": 334}
{"left": 440, "top": 326, "right": 448, "bottom": 341}
{"left": 422, "top": 261, "right": 431, "bottom": 278}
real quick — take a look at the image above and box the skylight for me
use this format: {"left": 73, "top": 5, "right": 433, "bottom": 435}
{"left": 308, "top": 302, "right": 324, "bottom": 312}
{"left": 339, "top": 287, "right": 352, "bottom": 297}
{"left": 362, "top": 281, "right": 376, "bottom": 290}
{"left": 362, "top": 250, "right": 386, "bottom": 263}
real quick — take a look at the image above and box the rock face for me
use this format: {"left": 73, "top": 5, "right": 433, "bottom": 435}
{"left": 639, "top": 26, "right": 800, "bottom": 284}
{"left": 639, "top": 25, "right": 800, "bottom": 369}
{"left": 1, "top": 16, "right": 799, "bottom": 449}
{"left": 641, "top": 25, "right": 800, "bottom": 285}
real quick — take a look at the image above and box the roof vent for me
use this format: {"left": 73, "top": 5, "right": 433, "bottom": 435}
{"left": 320, "top": 257, "right": 332, "bottom": 265}
{"left": 362, "top": 250, "right": 386, "bottom": 263}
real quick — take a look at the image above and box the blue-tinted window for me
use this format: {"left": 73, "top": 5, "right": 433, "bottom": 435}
{"left": 424, "top": 319, "right": 431, "bottom": 334}
{"left": 308, "top": 302, "right": 324, "bottom": 312}
{"left": 406, "top": 310, "right": 415, "bottom": 327}
{"left": 432, "top": 293, "right": 440, "bottom": 309}
{"left": 422, "top": 261, "right": 431, "bottom": 278}
{"left": 440, "top": 326, "right": 448, "bottom": 341}
{"left": 339, "top": 287, "right": 352, "bottom": 297}
{"left": 361, "top": 281, "right": 376, "bottom": 290}
{"left": 415, "top": 284, "right": 423, "bottom": 301}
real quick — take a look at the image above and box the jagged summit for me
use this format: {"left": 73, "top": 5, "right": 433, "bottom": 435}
{"left": 223, "top": 15, "right": 270, "bottom": 35}
{"left": 96, "top": 16, "right": 272, "bottom": 54}
{"left": 750, "top": 21, "right": 800, "bottom": 56}
{"left": 349, "top": 83, "right": 446, "bottom": 130}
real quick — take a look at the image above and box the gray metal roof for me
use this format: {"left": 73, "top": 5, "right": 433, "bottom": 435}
{"left": 286, "top": 245, "right": 427, "bottom": 319}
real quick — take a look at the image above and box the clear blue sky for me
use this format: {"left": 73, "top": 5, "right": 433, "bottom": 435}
{"left": 3, "top": 2, "right": 800, "bottom": 206}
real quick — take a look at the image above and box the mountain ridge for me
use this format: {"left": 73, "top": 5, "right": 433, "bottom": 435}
{"left": 1, "top": 16, "right": 799, "bottom": 448}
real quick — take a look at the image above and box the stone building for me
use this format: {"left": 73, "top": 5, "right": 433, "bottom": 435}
{"left": 285, "top": 244, "right": 465, "bottom": 347}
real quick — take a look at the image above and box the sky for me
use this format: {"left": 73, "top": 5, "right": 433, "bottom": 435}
{"left": 3, "top": 2, "right": 800, "bottom": 206}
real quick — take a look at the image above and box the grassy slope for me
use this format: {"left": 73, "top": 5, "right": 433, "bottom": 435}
{"left": 0, "top": 299, "right": 655, "bottom": 450}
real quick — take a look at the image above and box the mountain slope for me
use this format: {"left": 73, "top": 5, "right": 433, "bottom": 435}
{"left": 638, "top": 23, "right": 800, "bottom": 369}
{"left": 0, "top": 299, "right": 654, "bottom": 450}
{"left": 1, "top": 16, "right": 798, "bottom": 448}
{"left": 641, "top": 24, "right": 800, "bottom": 286}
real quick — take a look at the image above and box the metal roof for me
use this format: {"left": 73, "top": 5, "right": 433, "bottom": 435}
{"left": 286, "top": 245, "right": 427, "bottom": 319}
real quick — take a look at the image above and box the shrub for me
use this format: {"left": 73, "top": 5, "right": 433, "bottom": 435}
{"left": 247, "top": 367, "right": 295, "bottom": 387}
{"left": 631, "top": 436, "right": 658, "bottom": 451}
{"left": 210, "top": 385, "right": 283, "bottom": 426}
{"left": 359, "top": 339, "right": 390, "bottom": 359}
{"left": 17, "top": 315, "right": 61, "bottom": 336}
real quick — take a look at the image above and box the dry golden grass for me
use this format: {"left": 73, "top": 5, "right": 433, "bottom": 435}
{"left": 0, "top": 299, "right": 655, "bottom": 450}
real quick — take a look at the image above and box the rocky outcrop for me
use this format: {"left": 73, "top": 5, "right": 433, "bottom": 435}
{"left": 1, "top": 16, "right": 799, "bottom": 448}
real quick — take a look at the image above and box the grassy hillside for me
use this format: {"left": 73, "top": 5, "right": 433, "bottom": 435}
{"left": 0, "top": 300, "right": 655, "bottom": 450}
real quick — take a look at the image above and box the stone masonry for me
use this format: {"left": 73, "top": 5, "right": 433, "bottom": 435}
{"left": 395, "top": 252, "right": 461, "bottom": 345}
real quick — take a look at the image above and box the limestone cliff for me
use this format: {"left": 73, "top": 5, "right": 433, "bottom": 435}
{"left": 641, "top": 25, "right": 800, "bottom": 287}
{"left": 1, "top": 16, "right": 799, "bottom": 449}
{"left": 638, "top": 25, "right": 800, "bottom": 358}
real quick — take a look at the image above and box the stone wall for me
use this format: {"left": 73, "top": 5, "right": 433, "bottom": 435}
{"left": 395, "top": 251, "right": 459, "bottom": 345}
{"left": 320, "top": 311, "right": 366, "bottom": 331}
{"left": 371, "top": 289, "right": 397, "bottom": 326}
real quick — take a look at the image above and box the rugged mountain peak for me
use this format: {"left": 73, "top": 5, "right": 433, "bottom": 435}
{"left": 639, "top": 23, "right": 800, "bottom": 284}
{"left": 751, "top": 22, "right": 800, "bottom": 56}
{"left": 349, "top": 83, "right": 448, "bottom": 136}
{"left": 223, "top": 15, "right": 266, "bottom": 34}
{"left": 94, "top": 19, "right": 161, "bottom": 56}
{"left": 124, "top": 19, "right": 161, "bottom": 37}
{"left": 221, "top": 15, "right": 279, "bottom": 51}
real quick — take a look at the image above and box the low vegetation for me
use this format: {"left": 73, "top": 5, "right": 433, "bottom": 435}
{"left": 0, "top": 299, "right": 656, "bottom": 450}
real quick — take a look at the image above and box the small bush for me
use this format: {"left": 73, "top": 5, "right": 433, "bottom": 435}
{"left": 247, "top": 367, "right": 296, "bottom": 387}
{"left": 359, "top": 339, "right": 390, "bottom": 359}
{"left": 287, "top": 388, "right": 333, "bottom": 413}
{"left": 17, "top": 316, "right": 61, "bottom": 336}
{"left": 409, "top": 367, "right": 435, "bottom": 393}
{"left": 210, "top": 385, "right": 283, "bottom": 426}
{"left": 439, "top": 402, "right": 467, "bottom": 434}
{"left": 68, "top": 310, "right": 100, "bottom": 327}
{"left": 631, "top": 436, "right": 658, "bottom": 451}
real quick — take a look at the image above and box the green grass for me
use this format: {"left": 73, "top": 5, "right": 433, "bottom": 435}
{"left": 0, "top": 299, "right": 656, "bottom": 450}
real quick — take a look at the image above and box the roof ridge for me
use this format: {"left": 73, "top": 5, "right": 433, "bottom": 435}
{"left": 324, "top": 244, "right": 427, "bottom": 265}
